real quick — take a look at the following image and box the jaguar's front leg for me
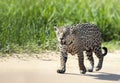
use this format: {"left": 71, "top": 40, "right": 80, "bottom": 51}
{"left": 57, "top": 52, "right": 68, "bottom": 74}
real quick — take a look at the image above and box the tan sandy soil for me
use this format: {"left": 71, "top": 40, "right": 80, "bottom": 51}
{"left": 0, "top": 51, "right": 120, "bottom": 83}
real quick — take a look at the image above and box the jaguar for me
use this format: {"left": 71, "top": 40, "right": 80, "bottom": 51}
{"left": 54, "top": 23, "right": 108, "bottom": 74}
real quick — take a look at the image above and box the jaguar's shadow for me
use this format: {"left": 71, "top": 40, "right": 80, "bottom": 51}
{"left": 65, "top": 72, "right": 120, "bottom": 81}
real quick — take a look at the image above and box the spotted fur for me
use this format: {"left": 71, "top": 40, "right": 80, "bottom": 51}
{"left": 54, "top": 23, "right": 108, "bottom": 74}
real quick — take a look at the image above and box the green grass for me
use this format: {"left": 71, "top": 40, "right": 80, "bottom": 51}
{"left": 0, "top": 0, "right": 120, "bottom": 54}
{"left": 103, "top": 41, "right": 120, "bottom": 52}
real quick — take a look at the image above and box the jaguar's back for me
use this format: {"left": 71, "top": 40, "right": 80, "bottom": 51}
{"left": 66, "top": 23, "right": 102, "bottom": 53}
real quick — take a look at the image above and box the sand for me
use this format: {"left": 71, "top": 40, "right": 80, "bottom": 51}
{"left": 0, "top": 51, "right": 120, "bottom": 83}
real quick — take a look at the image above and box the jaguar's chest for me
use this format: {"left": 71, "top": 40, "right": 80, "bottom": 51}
{"left": 66, "top": 41, "right": 81, "bottom": 55}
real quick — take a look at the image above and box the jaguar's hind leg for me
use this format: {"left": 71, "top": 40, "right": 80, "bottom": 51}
{"left": 78, "top": 51, "right": 86, "bottom": 74}
{"left": 93, "top": 46, "right": 104, "bottom": 71}
{"left": 86, "top": 49, "right": 94, "bottom": 72}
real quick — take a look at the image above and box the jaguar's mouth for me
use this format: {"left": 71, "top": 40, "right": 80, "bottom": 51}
{"left": 60, "top": 40, "right": 73, "bottom": 45}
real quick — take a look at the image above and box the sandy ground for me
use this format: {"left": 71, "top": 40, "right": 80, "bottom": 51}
{"left": 0, "top": 51, "right": 120, "bottom": 83}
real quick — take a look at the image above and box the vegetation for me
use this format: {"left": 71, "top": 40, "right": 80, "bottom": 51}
{"left": 0, "top": 0, "right": 120, "bottom": 53}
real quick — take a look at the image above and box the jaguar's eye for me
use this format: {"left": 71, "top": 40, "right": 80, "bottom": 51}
{"left": 63, "top": 32, "right": 66, "bottom": 36}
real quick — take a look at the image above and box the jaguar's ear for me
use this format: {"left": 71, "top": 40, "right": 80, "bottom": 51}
{"left": 54, "top": 26, "right": 58, "bottom": 31}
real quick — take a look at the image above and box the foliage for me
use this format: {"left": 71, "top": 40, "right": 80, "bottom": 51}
{"left": 0, "top": 0, "right": 120, "bottom": 53}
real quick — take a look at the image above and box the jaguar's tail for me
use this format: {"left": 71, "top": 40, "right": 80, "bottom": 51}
{"left": 102, "top": 47, "right": 108, "bottom": 56}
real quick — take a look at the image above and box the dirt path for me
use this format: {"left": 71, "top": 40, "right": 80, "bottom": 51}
{"left": 0, "top": 51, "right": 120, "bottom": 83}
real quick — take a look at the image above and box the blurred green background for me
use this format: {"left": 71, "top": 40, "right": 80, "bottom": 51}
{"left": 0, "top": 0, "right": 120, "bottom": 53}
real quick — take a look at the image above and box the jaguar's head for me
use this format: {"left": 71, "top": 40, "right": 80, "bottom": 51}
{"left": 54, "top": 26, "right": 70, "bottom": 45}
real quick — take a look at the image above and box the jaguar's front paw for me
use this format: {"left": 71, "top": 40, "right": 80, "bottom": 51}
{"left": 57, "top": 69, "right": 66, "bottom": 74}
{"left": 80, "top": 69, "right": 86, "bottom": 74}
